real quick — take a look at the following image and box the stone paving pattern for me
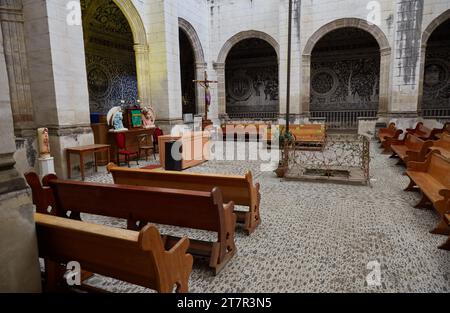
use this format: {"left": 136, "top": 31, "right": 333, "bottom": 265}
{"left": 81, "top": 141, "right": 450, "bottom": 293}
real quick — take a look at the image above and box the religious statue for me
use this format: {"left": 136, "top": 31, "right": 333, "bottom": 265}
{"left": 107, "top": 106, "right": 128, "bottom": 132}
{"left": 37, "top": 128, "right": 51, "bottom": 159}
{"left": 194, "top": 71, "right": 218, "bottom": 130}
{"left": 141, "top": 106, "right": 156, "bottom": 129}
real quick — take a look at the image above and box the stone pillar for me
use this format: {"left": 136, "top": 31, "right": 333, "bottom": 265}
{"left": 389, "top": 0, "right": 424, "bottom": 117}
{"left": 378, "top": 48, "right": 392, "bottom": 116}
{"left": 145, "top": 0, "right": 183, "bottom": 133}
{"left": 214, "top": 62, "right": 226, "bottom": 119}
{"left": 134, "top": 43, "right": 152, "bottom": 107}
{"left": 300, "top": 54, "right": 311, "bottom": 117}
{"left": 0, "top": 18, "right": 41, "bottom": 293}
{"left": 23, "top": 0, "right": 94, "bottom": 178}
{"left": 0, "top": 0, "right": 37, "bottom": 174}
{"left": 195, "top": 62, "right": 207, "bottom": 115}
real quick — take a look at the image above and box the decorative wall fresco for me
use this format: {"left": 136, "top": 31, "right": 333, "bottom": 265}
{"left": 310, "top": 56, "right": 380, "bottom": 112}
{"left": 82, "top": 0, "right": 138, "bottom": 114}
{"left": 225, "top": 39, "right": 279, "bottom": 116}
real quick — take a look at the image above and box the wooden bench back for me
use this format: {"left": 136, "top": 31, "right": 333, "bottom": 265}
{"left": 108, "top": 165, "right": 254, "bottom": 206}
{"left": 405, "top": 133, "right": 426, "bottom": 150}
{"left": 48, "top": 179, "right": 223, "bottom": 232}
{"left": 35, "top": 213, "right": 192, "bottom": 293}
{"left": 379, "top": 123, "right": 397, "bottom": 136}
{"left": 427, "top": 152, "right": 450, "bottom": 188}
{"left": 434, "top": 132, "right": 450, "bottom": 150}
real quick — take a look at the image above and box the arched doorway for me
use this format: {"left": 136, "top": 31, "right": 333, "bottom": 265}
{"left": 309, "top": 27, "right": 380, "bottom": 129}
{"left": 179, "top": 28, "right": 197, "bottom": 116}
{"left": 421, "top": 16, "right": 450, "bottom": 118}
{"left": 225, "top": 38, "right": 279, "bottom": 119}
{"left": 81, "top": 0, "right": 144, "bottom": 114}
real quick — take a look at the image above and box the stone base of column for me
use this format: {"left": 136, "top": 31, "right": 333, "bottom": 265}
{"left": 0, "top": 187, "right": 41, "bottom": 292}
{"left": 38, "top": 157, "right": 55, "bottom": 179}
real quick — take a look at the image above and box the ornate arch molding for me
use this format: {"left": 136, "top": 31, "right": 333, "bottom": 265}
{"left": 215, "top": 30, "right": 280, "bottom": 117}
{"left": 178, "top": 17, "right": 206, "bottom": 114}
{"left": 421, "top": 9, "right": 450, "bottom": 47}
{"left": 82, "top": 0, "right": 151, "bottom": 107}
{"left": 216, "top": 30, "right": 280, "bottom": 64}
{"left": 301, "top": 18, "right": 391, "bottom": 115}
{"left": 303, "top": 18, "right": 390, "bottom": 56}
{"left": 417, "top": 9, "right": 450, "bottom": 114}
{"left": 178, "top": 18, "right": 206, "bottom": 65}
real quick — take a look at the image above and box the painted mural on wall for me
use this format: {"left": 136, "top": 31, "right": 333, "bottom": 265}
{"left": 422, "top": 49, "right": 450, "bottom": 110}
{"left": 82, "top": 0, "right": 138, "bottom": 114}
{"left": 310, "top": 56, "right": 380, "bottom": 112}
{"left": 226, "top": 62, "right": 279, "bottom": 115}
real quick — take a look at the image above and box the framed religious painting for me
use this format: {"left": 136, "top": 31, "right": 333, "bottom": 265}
{"left": 125, "top": 108, "right": 143, "bottom": 128}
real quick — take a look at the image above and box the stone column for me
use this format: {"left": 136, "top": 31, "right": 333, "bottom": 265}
{"left": 23, "top": 0, "right": 94, "bottom": 178}
{"left": 0, "top": 19, "right": 41, "bottom": 293}
{"left": 389, "top": 0, "right": 424, "bottom": 118}
{"left": 145, "top": 0, "right": 183, "bottom": 133}
{"left": 195, "top": 62, "right": 207, "bottom": 115}
{"left": 300, "top": 54, "right": 311, "bottom": 117}
{"left": 213, "top": 62, "right": 226, "bottom": 119}
{"left": 378, "top": 48, "right": 392, "bottom": 116}
{"left": 134, "top": 43, "right": 152, "bottom": 106}
{"left": 0, "top": 1, "right": 37, "bottom": 174}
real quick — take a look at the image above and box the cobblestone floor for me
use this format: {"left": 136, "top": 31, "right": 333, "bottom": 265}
{"left": 80, "top": 140, "right": 450, "bottom": 293}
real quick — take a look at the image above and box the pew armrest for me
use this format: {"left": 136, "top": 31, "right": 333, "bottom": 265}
{"left": 406, "top": 160, "right": 428, "bottom": 172}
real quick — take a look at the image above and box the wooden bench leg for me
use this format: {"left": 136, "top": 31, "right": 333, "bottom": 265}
{"left": 414, "top": 193, "right": 433, "bottom": 209}
{"left": 430, "top": 219, "right": 450, "bottom": 236}
{"left": 209, "top": 202, "right": 237, "bottom": 275}
{"left": 242, "top": 183, "right": 261, "bottom": 235}
{"left": 438, "top": 237, "right": 450, "bottom": 250}
{"left": 404, "top": 178, "right": 417, "bottom": 192}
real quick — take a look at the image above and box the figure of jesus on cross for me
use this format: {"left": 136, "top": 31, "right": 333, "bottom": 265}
{"left": 194, "top": 71, "right": 218, "bottom": 130}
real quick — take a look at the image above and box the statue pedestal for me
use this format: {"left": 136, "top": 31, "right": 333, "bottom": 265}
{"left": 38, "top": 157, "right": 55, "bottom": 179}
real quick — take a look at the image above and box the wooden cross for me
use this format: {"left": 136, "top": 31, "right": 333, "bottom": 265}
{"left": 193, "top": 71, "right": 218, "bottom": 123}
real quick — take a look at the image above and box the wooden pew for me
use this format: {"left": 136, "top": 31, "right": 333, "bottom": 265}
{"left": 26, "top": 173, "right": 236, "bottom": 275}
{"left": 107, "top": 163, "right": 261, "bottom": 235}
{"left": 439, "top": 212, "right": 450, "bottom": 250}
{"left": 406, "top": 122, "right": 433, "bottom": 140}
{"left": 405, "top": 151, "right": 450, "bottom": 235}
{"left": 430, "top": 122, "right": 450, "bottom": 140}
{"left": 429, "top": 132, "right": 450, "bottom": 160}
{"left": 390, "top": 133, "right": 433, "bottom": 165}
{"left": 35, "top": 213, "right": 193, "bottom": 293}
{"left": 378, "top": 123, "right": 403, "bottom": 153}
{"left": 378, "top": 122, "right": 397, "bottom": 142}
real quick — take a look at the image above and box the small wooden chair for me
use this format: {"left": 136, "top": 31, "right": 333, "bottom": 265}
{"left": 137, "top": 134, "right": 156, "bottom": 161}
{"left": 152, "top": 127, "right": 164, "bottom": 153}
{"left": 115, "top": 132, "right": 139, "bottom": 167}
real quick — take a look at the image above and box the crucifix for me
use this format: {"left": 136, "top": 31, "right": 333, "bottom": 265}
{"left": 194, "top": 71, "right": 218, "bottom": 130}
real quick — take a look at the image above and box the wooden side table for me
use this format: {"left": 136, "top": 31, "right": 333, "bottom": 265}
{"left": 66, "top": 144, "right": 111, "bottom": 181}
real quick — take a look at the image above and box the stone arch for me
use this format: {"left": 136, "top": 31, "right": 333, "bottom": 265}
{"left": 178, "top": 18, "right": 206, "bottom": 114}
{"left": 82, "top": 0, "right": 151, "bottom": 107}
{"left": 178, "top": 18, "right": 206, "bottom": 65}
{"left": 418, "top": 9, "right": 450, "bottom": 114}
{"left": 217, "top": 30, "right": 280, "bottom": 64}
{"left": 215, "top": 30, "right": 280, "bottom": 118}
{"left": 301, "top": 18, "right": 391, "bottom": 116}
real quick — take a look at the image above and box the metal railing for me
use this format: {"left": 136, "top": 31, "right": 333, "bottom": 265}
{"left": 310, "top": 110, "right": 378, "bottom": 130}
{"left": 227, "top": 112, "right": 279, "bottom": 120}
{"left": 422, "top": 108, "right": 450, "bottom": 124}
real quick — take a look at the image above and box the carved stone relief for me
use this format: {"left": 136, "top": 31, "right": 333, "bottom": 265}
{"left": 310, "top": 56, "right": 380, "bottom": 111}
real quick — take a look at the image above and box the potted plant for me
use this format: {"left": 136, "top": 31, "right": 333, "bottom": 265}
{"left": 274, "top": 129, "right": 295, "bottom": 178}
